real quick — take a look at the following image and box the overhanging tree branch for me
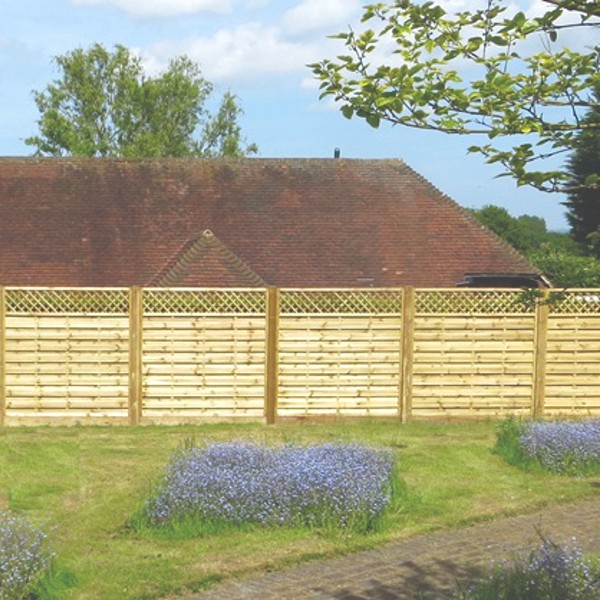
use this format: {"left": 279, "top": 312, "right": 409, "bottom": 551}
{"left": 310, "top": 0, "right": 599, "bottom": 193}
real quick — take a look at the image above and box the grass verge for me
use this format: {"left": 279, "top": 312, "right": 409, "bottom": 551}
{"left": 1, "top": 420, "right": 598, "bottom": 599}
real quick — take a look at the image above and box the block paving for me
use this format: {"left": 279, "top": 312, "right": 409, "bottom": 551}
{"left": 178, "top": 495, "right": 600, "bottom": 600}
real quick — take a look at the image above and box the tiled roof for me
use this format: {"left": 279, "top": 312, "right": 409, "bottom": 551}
{"left": 148, "top": 229, "right": 266, "bottom": 287}
{"left": 0, "top": 157, "right": 537, "bottom": 287}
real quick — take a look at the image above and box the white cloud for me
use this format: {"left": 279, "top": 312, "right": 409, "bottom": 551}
{"left": 70, "top": 0, "right": 232, "bottom": 18}
{"left": 245, "top": 0, "right": 269, "bottom": 8}
{"left": 144, "top": 23, "right": 325, "bottom": 83}
{"left": 281, "top": 0, "right": 361, "bottom": 36}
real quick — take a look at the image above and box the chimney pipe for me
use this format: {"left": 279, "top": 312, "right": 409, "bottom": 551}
{"left": 334, "top": 148, "right": 341, "bottom": 159}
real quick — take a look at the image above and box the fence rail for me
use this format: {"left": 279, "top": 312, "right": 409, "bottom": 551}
{"left": 1, "top": 286, "right": 599, "bottom": 425}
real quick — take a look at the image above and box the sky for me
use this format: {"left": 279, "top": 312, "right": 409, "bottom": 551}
{"left": 0, "top": 0, "right": 593, "bottom": 230}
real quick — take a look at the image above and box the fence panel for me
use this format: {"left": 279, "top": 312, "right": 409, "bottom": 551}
{"left": 277, "top": 290, "right": 402, "bottom": 417}
{"left": 1, "top": 286, "right": 600, "bottom": 425}
{"left": 545, "top": 291, "right": 600, "bottom": 417}
{"left": 411, "top": 290, "right": 536, "bottom": 419}
{"left": 3, "top": 289, "right": 130, "bottom": 423}
{"left": 141, "top": 289, "right": 266, "bottom": 421}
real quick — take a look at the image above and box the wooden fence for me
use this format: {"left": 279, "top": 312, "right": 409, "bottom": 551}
{"left": 0, "top": 287, "right": 599, "bottom": 425}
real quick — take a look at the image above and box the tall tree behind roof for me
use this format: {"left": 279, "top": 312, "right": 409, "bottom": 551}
{"left": 26, "top": 44, "right": 257, "bottom": 158}
{"left": 565, "top": 90, "right": 600, "bottom": 257}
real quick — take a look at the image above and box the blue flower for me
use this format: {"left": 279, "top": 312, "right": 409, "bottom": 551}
{"left": 519, "top": 421, "right": 600, "bottom": 474}
{"left": 144, "top": 442, "right": 395, "bottom": 531}
{"left": 0, "top": 511, "right": 54, "bottom": 599}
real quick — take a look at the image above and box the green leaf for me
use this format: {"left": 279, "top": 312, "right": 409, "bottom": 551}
{"left": 366, "top": 113, "right": 381, "bottom": 128}
{"left": 341, "top": 105, "right": 354, "bottom": 119}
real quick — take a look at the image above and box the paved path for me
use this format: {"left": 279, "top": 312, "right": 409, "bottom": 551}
{"left": 180, "top": 495, "right": 600, "bottom": 600}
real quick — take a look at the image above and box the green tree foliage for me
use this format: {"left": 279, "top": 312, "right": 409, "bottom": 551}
{"left": 528, "top": 247, "right": 600, "bottom": 287}
{"left": 471, "top": 204, "right": 600, "bottom": 286}
{"left": 26, "top": 44, "right": 257, "bottom": 158}
{"left": 564, "top": 92, "right": 600, "bottom": 256}
{"left": 471, "top": 205, "right": 548, "bottom": 254}
{"left": 311, "top": 0, "right": 599, "bottom": 193}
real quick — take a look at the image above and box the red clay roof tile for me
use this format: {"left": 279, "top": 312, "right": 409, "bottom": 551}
{"left": 0, "top": 157, "right": 537, "bottom": 287}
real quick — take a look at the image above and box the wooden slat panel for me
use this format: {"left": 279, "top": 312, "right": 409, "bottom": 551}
{"left": 142, "top": 313, "right": 265, "bottom": 416}
{"left": 278, "top": 314, "right": 401, "bottom": 416}
{"left": 4, "top": 312, "right": 129, "bottom": 418}
{"left": 544, "top": 313, "right": 600, "bottom": 414}
{"left": 2, "top": 287, "right": 599, "bottom": 423}
{"left": 411, "top": 313, "right": 535, "bottom": 417}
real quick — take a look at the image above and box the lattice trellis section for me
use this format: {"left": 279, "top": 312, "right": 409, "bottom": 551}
{"left": 143, "top": 289, "right": 266, "bottom": 314}
{"left": 548, "top": 291, "right": 600, "bottom": 314}
{"left": 280, "top": 290, "right": 403, "bottom": 314}
{"left": 416, "top": 290, "right": 532, "bottom": 314}
{"left": 5, "top": 288, "right": 129, "bottom": 314}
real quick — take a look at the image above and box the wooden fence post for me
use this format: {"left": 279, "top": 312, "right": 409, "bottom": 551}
{"left": 0, "top": 287, "right": 5, "bottom": 426}
{"left": 128, "top": 287, "right": 143, "bottom": 425}
{"left": 265, "top": 287, "right": 280, "bottom": 425}
{"left": 532, "top": 291, "right": 549, "bottom": 419}
{"left": 399, "top": 287, "right": 415, "bottom": 423}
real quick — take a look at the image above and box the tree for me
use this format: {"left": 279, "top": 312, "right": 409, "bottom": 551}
{"left": 528, "top": 246, "right": 600, "bottom": 286}
{"left": 26, "top": 44, "right": 257, "bottom": 158}
{"left": 564, "top": 90, "right": 600, "bottom": 255}
{"left": 311, "top": 0, "right": 599, "bottom": 193}
{"left": 470, "top": 203, "right": 600, "bottom": 286}
{"left": 470, "top": 205, "right": 551, "bottom": 253}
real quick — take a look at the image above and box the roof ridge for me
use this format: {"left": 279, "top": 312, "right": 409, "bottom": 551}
{"left": 146, "top": 237, "right": 199, "bottom": 286}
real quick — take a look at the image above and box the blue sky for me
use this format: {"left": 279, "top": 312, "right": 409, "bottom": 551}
{"left": 1, "top": 0, "right": 590, "bottom": 230}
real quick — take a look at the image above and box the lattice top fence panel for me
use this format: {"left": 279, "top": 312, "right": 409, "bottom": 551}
{"left": 280, "top": 289, "right": 403, "bottom": 315}
{"left": 5, "top": 288, "right": 129, "bottom": 315}
{"left": 416, "top": 289, "right": 533, "bottom": 315}
{"left": 143, "top": 289, "right": 266, "bottom": 315}
{"left": 548, "top": 290, "right": 600, "bottom": 315}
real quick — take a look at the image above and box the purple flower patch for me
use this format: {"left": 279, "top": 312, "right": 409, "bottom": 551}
{"left": 144, "top": 442, "right": 395, "bottom": 530}
{"left": 519, "top": 421, "right": 600, "bottom": 474}
{"left": 0, "top": 511, "right": 54, "bottom": 599}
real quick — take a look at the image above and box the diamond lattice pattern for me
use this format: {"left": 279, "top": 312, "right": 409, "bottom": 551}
{"left": 143, "top": 289, "right": 266, "bottom": 314}
{"left": 416, "top": 290, "right": 531, "bottom": 314}
{"left": 280, "top": 290, "right": 402, "bottom": 314}
{"left": 6, "top": 289, "right": 129, "bottom": 314}
{"left": 549, "top": 291, "right": 600, "bottom": 314}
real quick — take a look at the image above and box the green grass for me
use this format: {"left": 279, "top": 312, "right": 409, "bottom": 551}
{"left": 1, "top": 420, "right": 598, "bottom": 599}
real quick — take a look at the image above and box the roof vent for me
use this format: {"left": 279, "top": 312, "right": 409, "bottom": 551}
{"left": 334, "top": 148, "right": 341, "bottom": 159}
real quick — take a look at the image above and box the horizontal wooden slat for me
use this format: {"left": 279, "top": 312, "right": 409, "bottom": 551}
{"left": 2, "top": 286, "right": 600, "bottom": 424}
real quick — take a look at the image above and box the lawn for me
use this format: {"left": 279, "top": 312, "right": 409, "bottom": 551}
{"left": 1, "top": 420, "right": 598, "bottom": 599}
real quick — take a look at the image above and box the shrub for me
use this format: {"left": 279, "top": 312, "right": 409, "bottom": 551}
{"left": 141, "top": 442, "right": 396, "bottom": 533}
{"left": 494, "top": 416, "right": 529, "bottom": 468}
{"left": 495, "top": 418, "right": 600, "bottom": 475}
{"left": 456, "top": 537, "right": 600, "bottom": 600}
{"left": 0, "top": 511, "right": 54, "bottom": 600}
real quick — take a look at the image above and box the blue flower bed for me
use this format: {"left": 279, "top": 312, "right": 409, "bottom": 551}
{"left": 143, "top": 442, "right": 396, "bottom": 532}
{"left": 0, "top": 511, "right": 54, "bottom": 600}
{"left": 457, "top": 537, "right": 600, "bottom": 599}
{"left": 495, "top": 417, "right": 600, "bottom": 475}
{"left": 520, "top": 421, "right": 600, "bottom": 474}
